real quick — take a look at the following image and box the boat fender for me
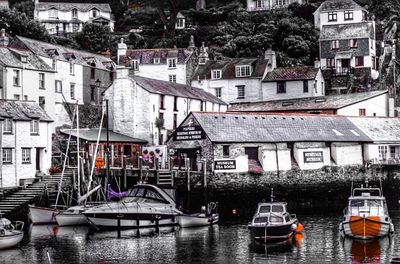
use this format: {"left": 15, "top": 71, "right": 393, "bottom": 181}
{"left": 295, "top": 223, "right": 304, "bottom": 234}
{"left": 291, "top": 223, "right": 298, "bottom": 232}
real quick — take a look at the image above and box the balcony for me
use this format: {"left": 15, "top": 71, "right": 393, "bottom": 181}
{"left": 329, "top": 67, "right": 354, "bottom": 76}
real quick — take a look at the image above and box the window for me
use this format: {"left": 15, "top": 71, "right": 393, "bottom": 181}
{"left": 328, "top": 12, "right": 337, "bottom": 22}
{"left": 3, "top": 118, "right": 12, "bottom": 134}
{"left": 277, "top": 81, "right": 286, "bottom": 94}
{"left": 350, "top": 39, "right": 358, "bottom": 48}
{"left": 378, "top": 146, "right": 388, "bottom": 160}
{"left": 215, "top": 88, "right": 221, "bottom": 98}
{"left": 70, "top": 83, "right": 75, "bottom": 99}
{"left": 372, "top": 56, "right": 376, "bottom": 70}
{"left": 344, "top": 10, "right": 353, "bottom": 20}
{"left": 256, "top": 0, "right": 265, "bottom": 8}
{"left": 70, "top": 63, "right": 74, "bottom": 75}
{"left": 72, "top": 8, "right": 78, "bottom": 18}
{"left": 303, "top": 80, "right": 309, "bottom": 93}
{"left": 90, "top": 86, "right": 95, "bottom": 101}
{"left": 52, "top": 59, "right": 57, "bottom": 71}
{"left": 173, "top": 96, "right": 178, "bottom": 111}
{"left": 22, "top": 148, "right": 31, "bottom": 164}
{"left": 90, "top": 8, "right": 99, "bottom": 18}
{"left": 39, "top": 73, "right": 45, "bottom": 89}
{"left": 24, "top": 95, "right": 28, "bottom": 101}
{"left": 55, "top": 80, "right": 62, "bottom": 93}
{"left": 173, "top": 114, "right": 178, "bottom": 129}
{"left": 362, "top": 11, "right": 368, "bottom": 21}
{"left": 30, "top": 120, "right": 39, "bottom": 135}
{"left": 235, "top": 65, "right": 252, "bottom": 77}
{"left": 223, "top": 145, "right": 230, "bottom": 158}
{"left": 327, "top": 58, "right": 335, "bottom": 68}
{"left": 200, "top": 101, "right": 204, "bottom": 111}
{"left": 237, "top": 85, "right": 245, "bottom": 99}
{"left": 2, "top": 149, "right": 12, "bottom": 164}
{"left": 49, "top": 8, "right": 58, "bottom": 18}
{"left": 72, "top": 23, "right": 79, "bottom": 32}
{"left": 160, "top": 95, "right": 165, "bottom": 109}
{"left": 91, "top": 68, "right": 95, "bottom": 79}
{"left": 176, "top": 18, "right": 185, "bottom": 29}
{"left": 39, "top": 96, "right": 45, "bottom": 109}
{"left": 168, "top": 58, "right": 177, "bottom": 68}
{"left": 355, "top": 56, "right": 364, "bottom": 67}
{"left": 153, "top": 58, "right": 160, "bottom": 64}
{"left": 13, "top": 70, "right": 20, "bottom": 86}
{"left": 331, "top": 40, "right": 339, "bottom": 50}
{"left": 359, "top": 108, "right": 366, "bottom": 116}
{"left": 169, "top": 75, "right": 177, "bottom": 83}
{"left": 132, "top": 60, "right": 139, "bottom": 71}
{"left": 13, "top": 94, "right": 20, "bottom": 100}
{"left": 109, "top": 72, "right": 114, "bottom": 82}
{"left": 212, "top": 70, "right": 222, "bottom": 79}
{"left": 20, "top": 56, "right": 27, "bottom": 63}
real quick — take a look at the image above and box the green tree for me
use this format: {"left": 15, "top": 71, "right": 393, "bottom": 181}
{"left": 74, "top": 23, "right": 112, "bottom": 53}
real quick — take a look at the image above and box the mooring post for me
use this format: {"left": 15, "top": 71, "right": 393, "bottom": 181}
{"left": 155, "top": 157, "right": 159, "bottom": 184}
{"left": 203, "top": 159, "right": 207, "bottom": 189}
{"left": 155, "top": 218, "right": 159, "bottom": 233}
{"left": 117, "top": 218, "right": 121, "bottom": 238}
{"left": 123, "top": 155, "right": 127, "bottom": 189}
{"left": 186, "top": 158, "right": 190, "bottom": 192}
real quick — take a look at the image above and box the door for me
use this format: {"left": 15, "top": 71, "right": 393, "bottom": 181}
{"left": 245, "top": 147, "right": 259, "bottom": 160}
{"left": 36, "top": 148, "right": 41, "bottom": 172}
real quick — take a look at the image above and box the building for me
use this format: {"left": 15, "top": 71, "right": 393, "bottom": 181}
{"left": 104, "top": 70, "right": 227, "bottom": 146}
{"left": 228, "top": 90, "right": 390, "bottom": 117}
{"left": 314, "top": 0, "right": 377, "bottom": 93}
{"left": 175, "top": 12, "right": 186, "bottom": 30}
{"left": 167, "top": 112, "right": 370, "bottom": 172}
{"left": 0, "top": 0, "right": 8, "bottom": 9}
{"left": 0, "top": 100, "right": 53, "bottom": 188}
{"left": 9, "top": 35, "right": 116, "bottom": 127}
{"left": 349, "top": 117, "right": 400, "bottom": 165}
{"left": 117, "top": 38, "right": 197, "bottom": 85}
{"left": 247, "top": 0, "right": 302, "bottom": 12}
{"left": 33, "top": 0, "right": 114, "bottom": 35}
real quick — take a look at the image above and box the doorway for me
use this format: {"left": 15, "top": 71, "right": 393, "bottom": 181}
{"left": 36, "top": 148, "right": 42, "bottom": 172}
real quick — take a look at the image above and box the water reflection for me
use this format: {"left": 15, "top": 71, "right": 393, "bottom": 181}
{"left": 342, "top": 237, "right": 393, "bottom": 264}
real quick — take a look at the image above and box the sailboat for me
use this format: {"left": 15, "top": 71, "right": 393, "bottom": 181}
{"left": 0, "top": 213, "right": 24, "bottom": 250}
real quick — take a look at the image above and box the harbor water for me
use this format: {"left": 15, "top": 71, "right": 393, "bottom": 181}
{"left": 1, "top": 211, "right": 400, "bottom": 263}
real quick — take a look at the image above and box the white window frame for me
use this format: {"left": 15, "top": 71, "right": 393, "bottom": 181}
{"left": 90, "top": 8, "right": 99, "bottom": 18}
{"left": 215, "top": 87, "right": 222, "bottom": 98}
{"left": 331, "top": 40, "right": 340, "bottom": 50}
{"left": 55, "top": 80, "right": 62, "bottom": 93}
{"left": 344, "top": 10, "right": 353, "bottom": 20}
{"left": 70, "top": 62, "right": 75, "bottom": 75}
{"left": 167, "top": 58, "right": 177, "bottom": 68}
{"left": 350, "top": 39, "right": 357, "bottom": 48}
{"left": 176, "top": 18, "right": 185, "bottom": 29}
{"left": 2, "top": 148, "right": 12, "bottom": 164}
{"left": 132, "top": 59, "right": 139, "bottom": 71}
{"left": 30, "top": 119, "right": 39, "bottom": 135}
{"left": 378, "top": 145, "right": 388, "bottom": 160}
{"left": 169, "top": 75, "right": 177, "bottom": 83}
{"left": 211, "top": 70, "right": 222, "bottom": 80}
{"left": 13, "top": 70, "right": 20, "bottom": 86}
{"left": 21, "top": 148, "right": 31, "bottom": 164}
{"left": 3, "top": 118, "right": 12, "bottom": 134}
{"left": 153, "top": 58, "right": 160, "bottom": 64}
{"left": 49, "top": 8, "right": 58, "bottom": 18}
{"left": 256, "top": 0, "right": 265, "bottom": 8}
{"left": 70, "top": 83, "right": 75, "bottom": 99}
{"left": 39, "top": 73, "right": 45, "bottom": 89}
{"left": 237, "top": 85, "right": 245, "bottom": 99}
{"left": 328, "top": 12, "right": 337, "bottom": 22}
{"left": 235, "top": 65, "right": 252, "bottom": 77}
{"left": 72, "top": 8, "right": 78, "bottom": 18}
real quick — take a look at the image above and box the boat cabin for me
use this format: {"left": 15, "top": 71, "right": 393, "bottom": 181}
{"left": 256, "top": 202, "right": 287, "bottom": 214}
{"left": 252, "top": 202, "right": 295, "bottom": 226}
{"left": 347, "top": 188, "right": 388, "bottom": 216}
{"left": 123, "top": 184, "right": 176, "bottom": 206}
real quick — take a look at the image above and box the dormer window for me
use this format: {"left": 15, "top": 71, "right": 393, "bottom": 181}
{"left": 20, "top": 56, "right": 27, "bottom": 63}
{"left": 3, "top": 118, "right": 12, "bottom": 134}
{"left": 328, "top": 12, "right": 337, "bottom": 22}
{"left": 72, "top": 8, "right": 78, "bottom": 18}
{"left": 211, "top": 69, "right": 222, "bottom": 80}
{"left": 45, "top": 49, "right": 59, "bottom": 57}
{"left": 344, "top": 10, "right": 353, "bottom": 21}
{"left": 235, "top": 65, "right": 252, "bottom": 77}
{"left": 49, "top": 8, "right": 58, "bottom": 18}
{"left": 167, "top": 58, "right": 177, "bottom": 68}
{"left": 63, "top": 53, "right": 76, "bottom": 60}
{"left": 132, "top": 59, "right": 139, "bottom": 71}
{"left": 153, "top": 57, "right": 160, "bottom": 64}
{"left": 90, "top": 8, "right": 99, "bottom": 18}
{"left": 176, "top": 18, "right": 185, "bottom": 29}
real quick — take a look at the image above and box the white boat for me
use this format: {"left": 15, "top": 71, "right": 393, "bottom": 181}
{"left": 0, "top": 218, "right": 24, "bottom": 250}
{"left": 29, "top": 205, "right": 60, "bottom": 225}
{"left": 177, "top": 213, "right": 219, "bottom": 228}
{"left": 340, "top": 181, "right": 394, "bottom": 240}
{"left": 83, "top": 184, "right": 182, "bottom": 230}
{"left": 55, "top": 205, "right": 89, "bottom": 226}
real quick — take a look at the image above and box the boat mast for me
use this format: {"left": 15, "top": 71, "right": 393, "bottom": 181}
{"left": 105, "top": 99, "right": 110, "bottom": 197}
{"left": 270, "top": 188, "right": 274, "bottom": 203}
{"left": 77, "top": 101, "right": 81, "bottom": 202}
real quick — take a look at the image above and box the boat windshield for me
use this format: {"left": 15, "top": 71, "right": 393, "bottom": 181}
{"left": 366, "top": 199, "right": 382, "bottom": 207}
{"left": 270, "top": 216, "right": 284, "bottom": 223}
{"left": 272, "top": 205, "right": 284, "bottom": 213}
{"left": 259, "top": 205, "right": 271, "bottom": 213}
{"left": 254, "top": 217, "right": 269, "bottom": 224}
{"left": 350, "top": 200, "right": 365, "bottom": 207}
{"left": 127, "top": 187, "right": 167, "bottom": 203}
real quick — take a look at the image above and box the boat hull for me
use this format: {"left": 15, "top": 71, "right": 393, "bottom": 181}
{"left": 249, "top": 223, "right": 295, "bottom": 242}
{"left": 177, "top": 214, "right": 219, "bottom": 228}
{"left": 0, "top": 232, "right": 24, "bottom": 250}
{"left": 29, "top": 205, "right": 59, "bottom": 225}
{"left": 342, "top": 216, "right": 392, "bottom": 240}
{"left": 56, "top": 214, "right": 88, "bottom": 226}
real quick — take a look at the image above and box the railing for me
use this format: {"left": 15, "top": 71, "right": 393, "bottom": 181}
{"left": 370, "top": 157, "right": 400, "bottom": 165}
{"left": 331, "top": 67, "right": 354, "bottom": 76}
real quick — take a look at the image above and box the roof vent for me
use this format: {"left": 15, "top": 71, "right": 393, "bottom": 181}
{"left": 255, "top": 117, "right": 258, "bottom": 119}
{"left": 262, "top": 117, "right": 265, "bottom": 119}
{"left": 315, "top": 98, "right": 326, "bottom": 103}
{"left": 214, "top": 116, "right": 218, "bottom": 119}
{"left": 350, "top": 129, "right": 360, "bottom": 136}
{"left": 235, "top": 117, "right": 238, "bottom": 119}
{"left": 282, "top": 102, "right": 294, "bottom": 107}
{"left": 242, "top": 117, "right": 246, "bottom": 119}
{"left": 332, "top": 129, "right": 344, "bottom": 136}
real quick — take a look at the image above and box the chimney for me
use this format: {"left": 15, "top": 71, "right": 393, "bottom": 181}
{"left": 198, "top": 42, "right": 209, "bottom": 65}
{"left": 314, "top": 58, "right": 321, "bottom": 69}
{"left": 196, "top": 0, "right": 206, "bottom": 10}
{"left": 117, "top": 38, "right": 127, "bottom": 65}
{"left": 102, "top": 48, "right": 111, "bottom": 58}
{"left": 188, "top": 35, "right": 195, "bottom": 50}
{"left": 264, "top": 45, "right": 276, "bottom": 71}
{"left": 0, "top": 29, "right": 9, "bottom": 47}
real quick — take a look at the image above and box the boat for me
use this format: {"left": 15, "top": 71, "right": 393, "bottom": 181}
{"left": 29, "top": 205, "right": 60, "bottom": 225}
{"left": 83, "top": 184, "right": 182, "bottom": 230}
{"left": 55, "top": 205, "right": 89, "bottom": 226}
{"left": 0, "top": 217, "right": 24, "bottom": 250}
{"left": 340, "top": 180, "right": 394, "bottom": 240}
{"left": 248, "top": 189, "right": 299, "bottom": 243}
{"left": 176, "top": 202, "right": 219, "bottom": 228}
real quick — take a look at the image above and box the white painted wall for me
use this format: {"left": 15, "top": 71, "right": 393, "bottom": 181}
{"left": 133, "top": 63, "right": 188, "bottom": 85}
{"left": 315, "top": 9, "right": 365, "bottom": 30}
{"left": 260, "top": 143, "right": 291, "bottom": 171}
{"left": 293, "top": 142, "right": 331, "bottom": 170}
{"left": 247, "top": 0, "right": 302, "bottom": 12}
{"left": 337, "top": 93, "right": 388, "bottom": 117}
{"left": 331, "top": 142, "right": 363, "bottom": 166}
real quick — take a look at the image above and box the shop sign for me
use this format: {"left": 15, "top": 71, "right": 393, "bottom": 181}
{"left": 173, "top": 125, "right": 206, "bottom": 141}
{"left": 214, "top": 160, "right": 236, "bottom": 170}
{"left": 304, "top": 151, "right": 324, "bottom": 163}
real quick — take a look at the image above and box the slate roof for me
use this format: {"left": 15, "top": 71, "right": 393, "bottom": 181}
{"left": 317, "top": 0, "right": 364, "bottom": 12}
{"left": 0, "top": 47, "right": 53, "bottom": 72}
{"left": 0, "top": 100, "right": 53, "bottom": 122}
{"left": 188, "top": 112, "right": 371, "bottom": 143}
{"left": 228, "top": 91, "right": 388, "bottom": 112}
{"left": 119, "top": 48, "right": 194, "bottom": 67}
{"left": 36, "top": 0, "right": 111, "bottom": 12}
{"left": 192, "top": 58, "right": 268, "bottom": 80}
{"left": 60, "top": 128, "right": 148, "bottom": 144}
{"left": 263, "top": 67, "right": 319, "bottom": 82}
{"left": 133, "top": 76, "right": 227, "bottom": 105}
{"left": 348, "top": 117, "right": 400, "bottom": 143}
{"left": 320, "top": 23, "right": 375, "bottom": 40}
{"left": 11, "top": 36, "right": 115, "bottom": 71}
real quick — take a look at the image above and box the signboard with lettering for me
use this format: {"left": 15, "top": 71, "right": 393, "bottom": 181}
{"left": 214, "top": 160, "right": 236, "bottom": 170}
{"left": 304, "top": 151, "right": 324, "bottom": 163}
{"left": 173, "top": 125, "right": 206, "bottom": 141}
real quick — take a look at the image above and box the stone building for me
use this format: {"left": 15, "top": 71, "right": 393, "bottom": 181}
{"left": 104, "top": 70, "right": 227, "bottom": 146}
{"left": 247, "top": 0, "right": 302, "bottom": 12}
{"left": 33, "top": 0, "right": 114, "bottom": 35}
{"left": 167, "top": 112, "right": 371, "bottom": 172}
{"left": 314, "top": 0, "right": 377, "bottom": 94}
{"left": 228, "top": 90, "right": 390, "bottom": 117}
{"left": 0, "top": 100, "right": 53, "bottom": 188}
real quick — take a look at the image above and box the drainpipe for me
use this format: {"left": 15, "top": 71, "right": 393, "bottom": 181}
{"left": 14, "top": 122, "right": 17, "bottom": 186}
{"left": 275, "top": 143, "right": 280, "bottom": 178}
{"left": 0, "top": 119, "right": 3, "bottom": 187}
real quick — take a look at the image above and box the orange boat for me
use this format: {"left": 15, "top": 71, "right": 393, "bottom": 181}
{"left": 340, "top": 182, "right": 394, "bottom": 240}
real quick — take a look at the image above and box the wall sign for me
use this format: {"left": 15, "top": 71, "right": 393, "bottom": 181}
{"left": 304, "top": 151, "right": 324, "bottom": 163}
{"left": 214, "top": 160, "right": 236, "bottom": 170}
{"left": 173, "top": 125, "right": 206, "bottom": 141}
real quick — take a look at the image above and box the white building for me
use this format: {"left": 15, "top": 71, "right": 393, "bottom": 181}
{"left": 0, "top": 0, "right": 8, "bottom": 9}
{"left": 247, "top": 0, "right": 302, "bottom": 12}
{"left": 0, "top": 100, "right": 53, "bottom": 188}
{"left": 104, "top": 70, "right": 227, "bottom": 145}
{"left": 117, "top": 38, "right": 197, "bottom": 85}
{"left": 34, "top": 0, "right": 114, "bottom": 35}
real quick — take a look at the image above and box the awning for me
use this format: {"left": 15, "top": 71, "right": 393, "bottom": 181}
{"left": 335, "top": 52, "right": 353, "bottom": 60}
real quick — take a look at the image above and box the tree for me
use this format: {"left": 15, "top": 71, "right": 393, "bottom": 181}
{"left": 74, "top": 23, "right": 112, "bottom": 54}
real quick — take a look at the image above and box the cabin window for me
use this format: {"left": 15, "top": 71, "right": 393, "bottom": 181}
{"left": 350, "top": 200, "right": 364, "bottom": 207}
{"left": 254, "top": 217, "right": 269, "bottom": 223}
{"left": 270, "top": 216, "right": 283, "bottom": 223}
{"left": 144, "top": 189, "right": 164, "bottom": 201}
{"left": 303, "top": 80, "right": 309, "bottom": 93}
{"left": 272, "top": 205, "right": 284, "bottom": 212}
{"left": 259, "top": 205, "right": 271, "bottom": 213}
{"left": 367, "top": 200, "right": 382, "bottom": 207}
{"left": 30, "top": 120, "right": 39, "bottom": 135}
{"left": 285, "top": 215, "right": 290, "bottom": 222}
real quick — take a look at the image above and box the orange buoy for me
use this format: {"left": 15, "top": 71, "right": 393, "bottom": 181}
{"left": 232, "top": 209, "right": 237, "bottom": 215}
{"left": 295, "top": 223, "right": 304, "bottom": 234}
